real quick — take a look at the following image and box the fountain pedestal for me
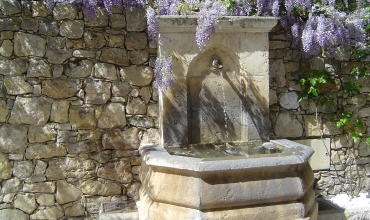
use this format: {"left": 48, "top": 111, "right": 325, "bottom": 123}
{"left": 138, "top": 16, "right": 318, "bottom": 220}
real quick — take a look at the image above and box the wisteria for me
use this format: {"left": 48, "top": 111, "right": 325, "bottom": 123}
{"left": 43, "top": 0, "right": 370, "bottom": 91}
{"left": 153, "top": 57, "right": 174, "bottom": 92}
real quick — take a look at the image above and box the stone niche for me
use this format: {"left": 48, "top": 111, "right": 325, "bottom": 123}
{"left": 158, "top": 16, "right": 275, "bottom": 147}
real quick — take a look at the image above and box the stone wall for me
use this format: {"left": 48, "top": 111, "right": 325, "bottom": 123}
{"left": 0, "top": 0, "right": 369, "bottom": 219}
{"left": 0, "top": 1, "right": 159, "bottom": 219}
{"left": 269, "top": 24, "right": 370, "bottom": 198}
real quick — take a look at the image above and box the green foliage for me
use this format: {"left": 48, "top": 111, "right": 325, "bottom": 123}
{"left": 297, "top": 70, "right": 334, "bottom": 102}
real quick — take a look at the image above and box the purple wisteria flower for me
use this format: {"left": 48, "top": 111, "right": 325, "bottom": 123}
{"left": 153, "top": 57, "right": 174, "bottom": 92}
{"left": 146, "top": 6, "right": 159, "bottom": 44}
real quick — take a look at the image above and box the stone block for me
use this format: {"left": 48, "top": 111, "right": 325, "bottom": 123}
{"left": 2, "top": 178, "right": 22, "bottom": 193}
{"left": 84, "top": 31, "right": 106, "bottom": 48}
{"left": 98, "top": 103, "right": 126, "bottom": 129}
{"left": 42, "top": 79, "right": 80, "bottom": 98}
{"left": 120, "top": 66, "right": 153, "bottom": 86}
{"left": 128, "top": 116, "right": 154, "bottom": 128}
{"left": 28, "top": 124, "right": 56, "bottom": 143}
{"left": 39, "top": 20, "right": 59, "bottom": 36}
{"left": 112, "top": 81, "right": 132, "bottom": 97}
{"left": 60, "top": 20, "right": 84, "bottom": 39}
{"left": 0, "top": 152, "right": 11, "bottom": 179}
{"left": 13, "top": 160, "right": 34, "bottom": 179}
{"left": 99, "top": 48, "right": 130, "bottom": 66}
{"left": 47, "top": 36, "right": 66, "bottom": 49}
{"left": 0, "top": 17, "right": 21, "bottom": 31}
{"left": 53, "top": 3, "right": 77, "bottom": 20}
{"left": 0, "top": 0, "right": 21, "bottom": 16}
{"left": 65, "top": 140, "right": 98, "bottom": 154}
{"left": 108, "top": 34, "right": 125, "bottom": 47}
{"left": 0, "top": 58, "right": 28, "bottom": 76}
{"left": 46, "top": 157, "right": 95, "bottom": 180}
{"left": 126, "top": 8, "right": 147, "bottom": 31}
{"left": 27, "top": 58, "right": 52, "bottom": 78}
{"left": 84, "top": 7, "right": 109, "bottom": 27}
{"left": 64, "top": 59, "right": 94, "bottom": 78}
{"left": 21, "top": 18, "right": 39, "bottom": 32}
{"left": 30, "top": 206, "right": 64, "bottom": 220}
{"left": 0, "top": 124, "right": 27, "bottom": 154}
{"left": 50, "top": 100, "right": 70, "bottom": 123}
{"left": 129, "top": 50, "right": 149, "bottom": 65}
{"left": 89, "top": 150, "right": 112, "bottom": 163}
{"left": 46, "top": 49, "right": 72, "bottom": 64}
{"left": 269, "top": 59, "right": 286, "bottom": 87}
{"left": 9, "top": 97, "right": 52, "bottom": 125}
{"left": 69, "top": 106, "right": 96, "bottom": 129}
{"left": 80, "top": 179, "right": 121, "bottom": 196}
{"left": 14, "top": 32, "right": 46, "bottom": 57}
{"left": 85, "top": 79, "right": 111, "bottom": 104}
{"left": 102, "top": 127, "right": 139, "bottom": 150}
{"left": 36, "top": 194, "right": 55, "bottom": 206}
{"left": 72, "top": 49, "right": 95, "bottom": 58}
{"left": 279, "top": 91, "right": 299, "bottom": 109}
{"left": 23, "top": 182, "right": 55, "bottom": 193}
{"left": 31, "top": 1, "right": 50, "bottom": 17}
{"left": 141, "top": 128, "right": 160, "bottom": 145}
{"left": 14, "top": 194, "right": 38, "bottom": 214}
{"left": 110, "top": 13, "right": 126, "bottom": 29}
{"left": 4, "top": 76, "right": 32, "bottom": 95}
{"left": 125, "top": 32, "right": 147, "bottom": 50}
{"left": 93, "top": 63, "right": 117, "bottom": 80}
{"left": 97, "top": 160, "right": 133, "bottom": 183}
{"left": 126, "top": 97, "right": 147, "bottom": 115}
{"left": 25, "top": 143, "right": 67, "bottom": 159}
{"left": 0, "top": 209, "right": 27, "bottom": 220}
{"left": 0, "top": 39, "right": 13, "bottom": 57}
{"left": 65, "top": 201, "right": 85, "bottom": 217}
{"left": 274, "top": 112, "right": 303, "bottom": 138}
{"left": 56, "top": 180, "right": 82, "bottom": 204}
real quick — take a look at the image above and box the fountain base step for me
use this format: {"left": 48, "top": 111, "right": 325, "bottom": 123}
{"left": 99, "top": 200, "right": 139, "bottom": 220}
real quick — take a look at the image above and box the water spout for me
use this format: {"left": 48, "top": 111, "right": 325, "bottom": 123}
{"left": 211, "top": 59, "right": 223, "bottom": 70}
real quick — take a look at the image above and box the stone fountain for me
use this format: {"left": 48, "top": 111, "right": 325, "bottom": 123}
{"left": 138, "top": 16, "right": 318, "bottom": 220}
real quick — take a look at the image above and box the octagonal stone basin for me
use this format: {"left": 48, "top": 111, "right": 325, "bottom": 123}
{"left": 138, "top": 139, "right": 318, "bottom": 220}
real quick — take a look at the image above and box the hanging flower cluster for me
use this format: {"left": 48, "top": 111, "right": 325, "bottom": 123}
{"left": 153, "top": 57, "right": 174, "bottom": 92}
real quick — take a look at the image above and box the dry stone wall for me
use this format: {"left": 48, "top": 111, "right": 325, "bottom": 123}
{"left": 269, "top": 24, "right": 370, "bottom": 198}
{"left": 0, "top": 1, "right": 159, "bottom": 219}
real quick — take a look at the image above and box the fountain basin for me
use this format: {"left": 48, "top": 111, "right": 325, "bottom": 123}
{"left": 138, "top": 139, "right": 318, "bottom": 219}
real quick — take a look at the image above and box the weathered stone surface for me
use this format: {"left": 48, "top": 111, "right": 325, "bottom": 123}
{"left": 73, "top": 49, "right": 95, "bottom": 58}
{"left": 140, "top": 86, "right": 151, "bottom": 103}
{"left": 84, "top": 31, "right": 106, "bottom": 48}
{"left": 128, "top": 116, "right": 155, "bottom": 128}
{"left": 69, "top": 106, "right": 96, "bottom": 129}
{"left": 64, "top": 59, "right": 93, "bottom": 78}
{"left": 120, "top": 66, "right": 153, "bottom": 86}
{"left": 53, "top": 3, "right": 77, "bottom": 20}
{"left": 126, "top": 97, "right": 147, "bottom": 115}
{"left": 359, "top": 142, "right": 370, "bottom": 156}
{"left": 14, "top": 32, "right": 46, "bottom": 57}
{"left": 89, "top": 151, "right": 111, "bottom": 163}
{"left": 27, "top": 58, "right": 52, "bottom": 77}
{"left": 30, "top": 206, "right": 64, "bottom": 220}
{"left": 0, "top": 39, "right": 13, "bottom": 57}
{"left": 2, "top": 178, "right": 21, "bottom": 193}
{"left": 14, "top": 194, "right": 38, "bottom": 214}
{"left": 270, "top": 59, "right": 286, "bottom": 87}
{"left": 0, "top": 152, "right": 11, "bottom": 179}
{"left": 322, "top": 121, "right": 342, "bottom": 136}
{"left": 141, "top": 128, "right": 160, "bottom": 145}
{"left": 99, "top": 48, "right": 130, "bottom": 66}
{"left": 269, "top": 40, "right": 291, "bottom": 49}
{"left": 47, "top": 37, "right": 66, "bottom": 49}
{"left": 56, "top": 180, "right": 82, "bottom": 204}
{"left": 3, "top": 76, "right": 32, "bottom": 95}
{"left": 0, "top": 58, "right": 28, "bottom": 76}
{"left": 0, "top": 0, "right": 21, "bottom": 15}
{"left": 112, "top": 81, "right": 132, "bottom": 97}
{"left": 13, "top": 160, "right": 34, "bottom": 179}
{"left": 102, "top": 127, "right": 139, "bottom": 150}
{"left": 60, "top": 20, "right": 84, "bottom": 39}
{"left": 129, "top": 50, "right": 149, "bottom": 65}
{"left": 84, "top": 7, "right": 108, "bottom": 27}
{"left": 39, "top": 20, "right": 59, "bottom": 36}
{"left": 125, "top": 32, "right": 147, "bottom": 50}
{"left": 65, "top": 201, "right": 85, "bottom": 217}
{"left": 126, "top": 182, "right": 141, "bottom": 200}
{"left": 29, "top": 124, "right": 56, "bottom": 143}
{"left": 279, "top": 92, "right": 299, "bottom": 109}
{"left": 108, "top": 35, "right": 125, "bottom": 47}
{"left": 32, "top": 1, "right": 50, "bottom": 17}
{"left": 126, "top": 8, "right": 147, "bottom": 31}
{"left": 98, "top": 103, "right": 126, "bottom": 129}
{"left": 85, "top": 79, "right": 111, "bottom": 104}
{"left": 21, "top": 18, "right": 39, "bottom": 32}
{"left": 50, "top": 100, "right": 69, "bottom": 123}
{"left": 25, "top": 143, "right": 66, "bottom": 159}
{"left": 110, "top": 14, "right": 126, "bottom": 29}
{"left": 147, "top": 104, "right": 159, "bottom": 117}
{"left": 23, "top": 182, "right": 55, "bottom": 193}
{"left": 0, "top": 124, "right": 27, "bottom": 154}
{"left": 0, "top": 100, "right": 8, "bottom": 122}
{"left": 46, "top": 157, "right": 95, "bottom": 180}
{"left": 45, "top": 49, "right": 72, "bottom": 64}
{"left": 66, "top": 140, "right": 98, "bottom": 154}
{"left": 274, "top": 112, "right": 303, "bottom": 138}
{"left": 93, "top": 63, "right": 117, "bottom": 80}
{"left": 42, "top": 79, "right": 80, "bottom": 98}
{"left": 80, "top": 179, "right": 121, "bottom": 196}
{"left": 9, "top": 97, "right": 52, "bottom": 125}
{"left": 0, "top": 209, "right": 27, "bottom": 220}
{"left": 0, "top": 17, "right": 21, "bottom": 31}
{"left": 97, "top": 160, "right": 133, "bottom": 183}
{"left": 304, "top": 115, "right": 322, "bottom": 136}
{"left": 36, "top": 194, "right": 55, "bottom": 206}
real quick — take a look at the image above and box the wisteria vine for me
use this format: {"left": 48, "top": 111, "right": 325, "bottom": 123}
{"left": 44, "top": 0, "right": 370, "bottom": 91}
